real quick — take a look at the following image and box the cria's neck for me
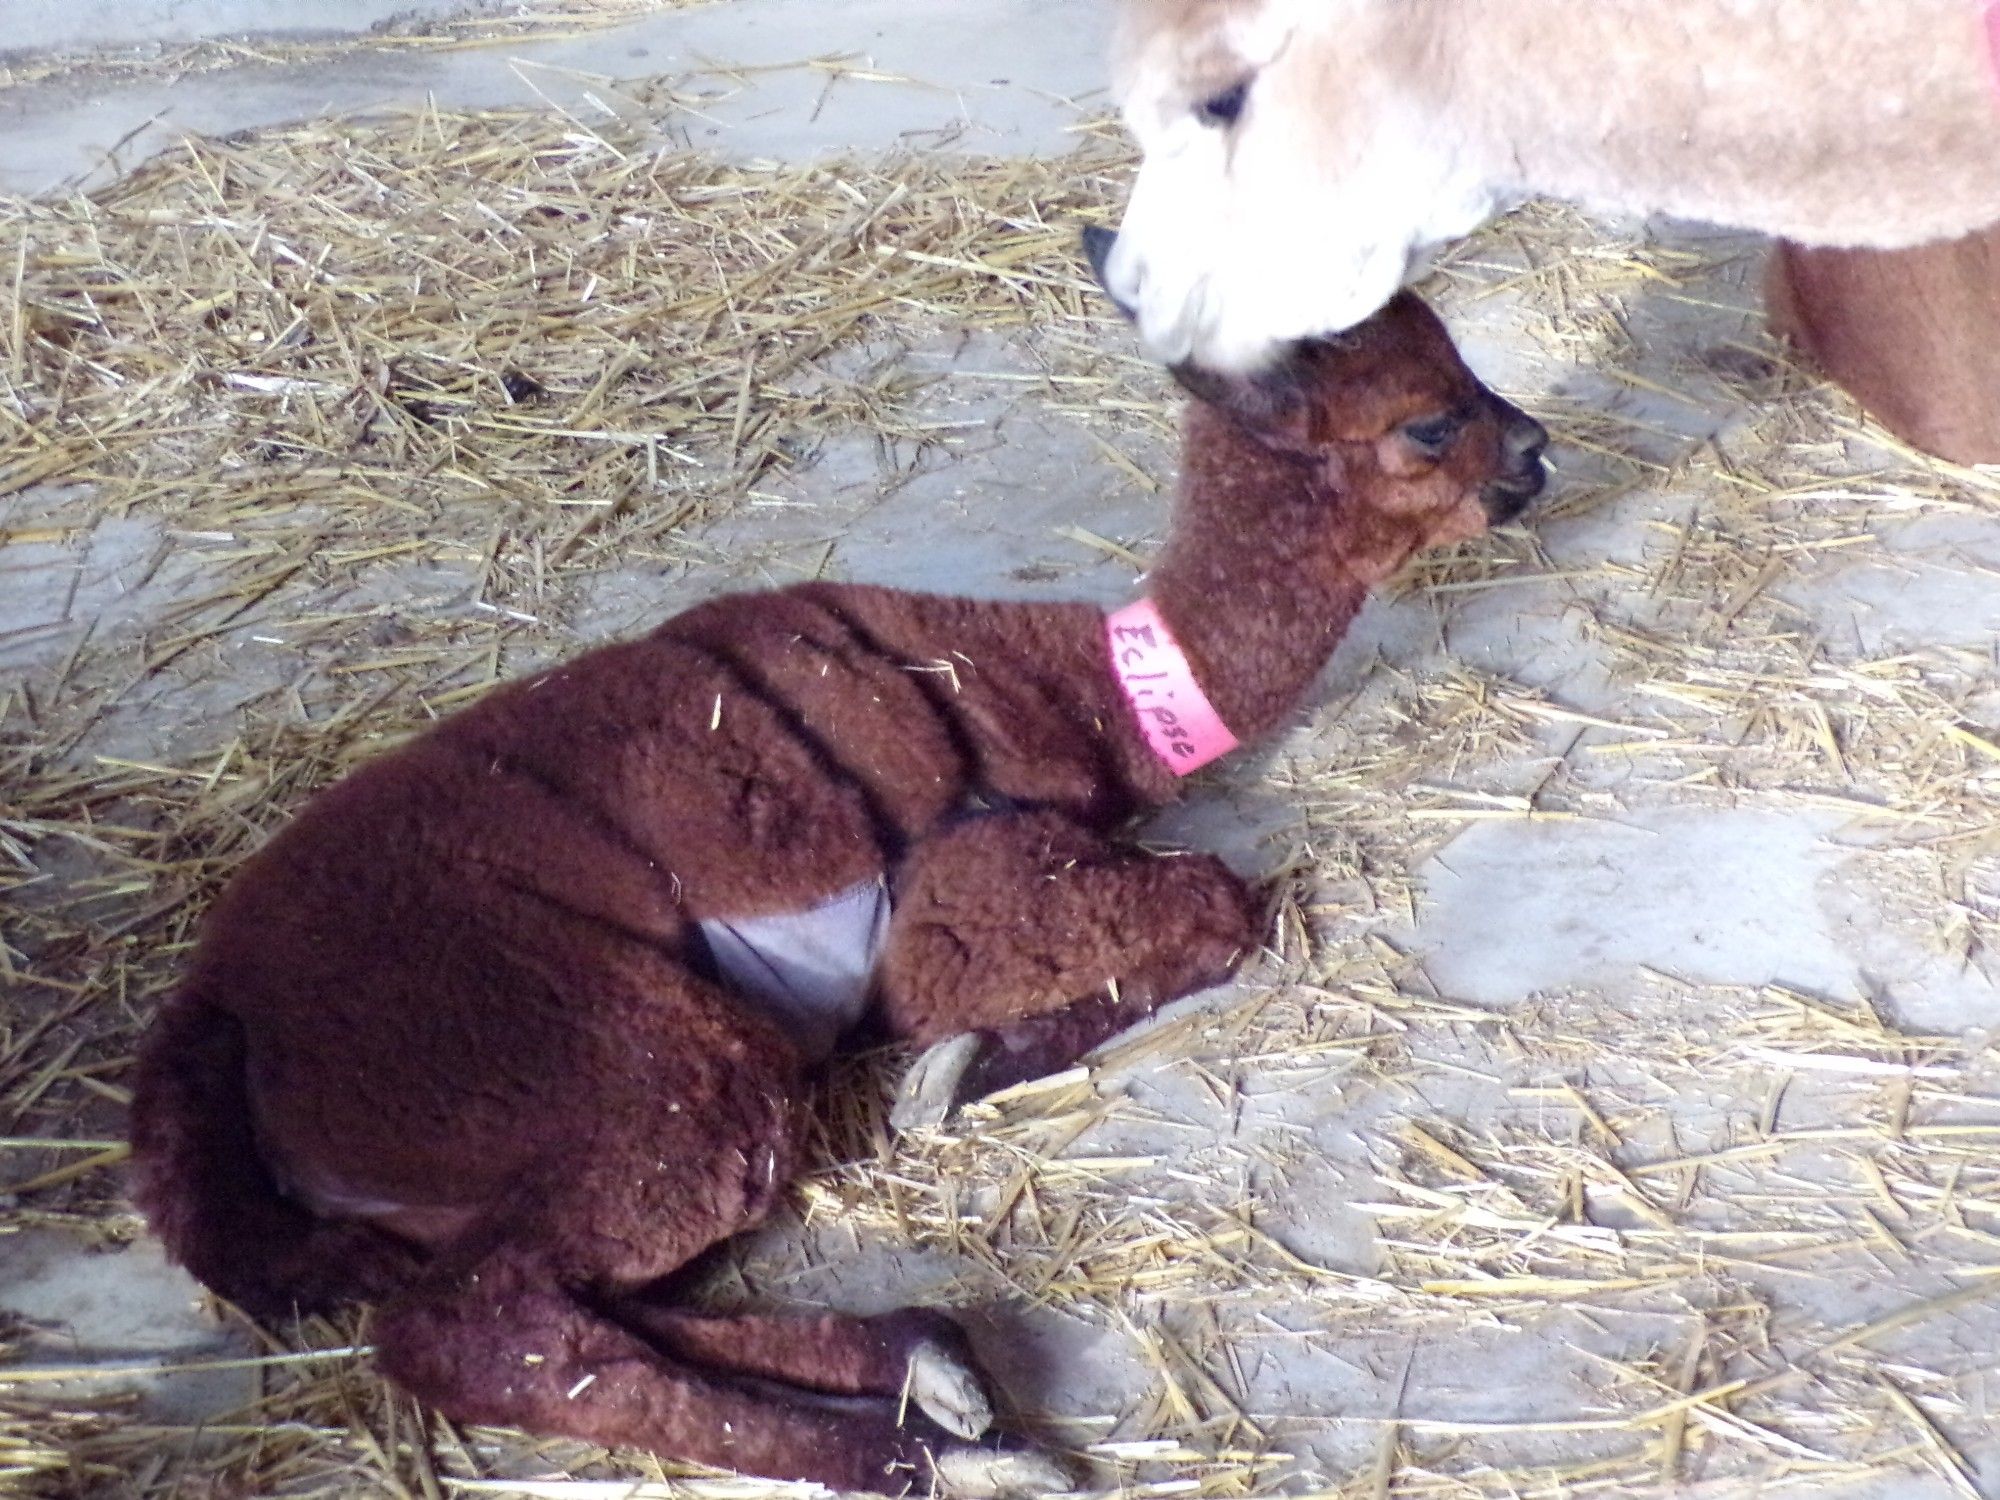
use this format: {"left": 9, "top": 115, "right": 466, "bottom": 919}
{"left": 1142, "top": 407, "right": 1380, "bottom": 747}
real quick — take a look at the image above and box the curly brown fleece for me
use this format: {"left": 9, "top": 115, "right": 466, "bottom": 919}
{"left": 128, "top": 291, "right": 1545, "bottom": 1496}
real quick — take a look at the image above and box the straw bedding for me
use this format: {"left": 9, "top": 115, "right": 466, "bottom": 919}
{"left": 0, "top": 2, "right": 719, "bottom": 95}
{"left": 5, "top": 25, "right": 2000, "bottom": 1500}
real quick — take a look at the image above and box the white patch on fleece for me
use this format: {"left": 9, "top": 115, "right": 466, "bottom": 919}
{"left": 699, "top": 877, "right": 889, "bottom": 1062}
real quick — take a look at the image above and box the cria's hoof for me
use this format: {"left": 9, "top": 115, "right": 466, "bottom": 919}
{"left": 932, "top": 1446, "right": 1079, "bottom": 1499}
{"left": 891, "top": 1034, "right": 982, "bottom": 1132}
{"left": 906, "top": 1339, "right": 992, "bottom": 1440}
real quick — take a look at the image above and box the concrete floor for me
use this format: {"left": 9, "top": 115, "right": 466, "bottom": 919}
{"left": 7, "top": 2, "right": 2000, "bottom": 1496}
{"left": 4, "top": 0, "right": 493, "bottom": 56}
{"left": 0, "top": 0, "right": 1107, "bottom": 198}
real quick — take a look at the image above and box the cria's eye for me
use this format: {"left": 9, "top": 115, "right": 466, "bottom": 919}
{"left": 1194, "top": 81, "right": 1250, "bottom": 128}
{"left": 1400, "top": 412, "right": 1464, "bottom": 454}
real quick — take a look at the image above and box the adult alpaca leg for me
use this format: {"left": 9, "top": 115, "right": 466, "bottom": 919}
{"left": 877, "top": 811, "right": 1263, "bottom": 1125}
{"left": 1766, "top": 225, "right": 2000, "bottom": 465}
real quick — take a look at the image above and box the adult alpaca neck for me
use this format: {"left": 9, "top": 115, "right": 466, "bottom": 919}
{"left": 1450, "top": 0, "right": 2000, "bottom": 249}
{"left": 1140, "top": 403, "right": 1387, "bottom": 749}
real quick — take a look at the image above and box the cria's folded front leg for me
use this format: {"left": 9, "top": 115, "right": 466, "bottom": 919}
{"left": 880, "top": 811, "right": 1261, "bottom": 1125}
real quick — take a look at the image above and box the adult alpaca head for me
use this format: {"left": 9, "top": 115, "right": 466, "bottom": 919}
{"left": 1096, "top": 0, "right": 1503, "bottom": 372}
{"left": 1098, "top": 0, "right": 2000, "bottom": 374}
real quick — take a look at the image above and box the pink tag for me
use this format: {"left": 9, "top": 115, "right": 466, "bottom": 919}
{"left": 1106, "top": 598, "right": 1239, "bottom": 775}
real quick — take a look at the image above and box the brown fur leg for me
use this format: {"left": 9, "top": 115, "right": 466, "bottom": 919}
{"left": 363, "top": 1022, "right": 970, "bottom": 1493}
{"left": 953, "top": 991, "right": 1168, "bottom": 1102}
{"left": 606, "top": 1303, "right": 975, "bottom": 1398}
{"left": 878, "top": 811, "right": 1261, "bottom": 1105}
{"left": 1767, "top": 227, "right": 2000, "bottom": 466}
{"left": 376, "top": 1247, "right": 953, "bottom": 1493}
{"left": 608, "top": 1303, "right": 1000, "bottom": 1441}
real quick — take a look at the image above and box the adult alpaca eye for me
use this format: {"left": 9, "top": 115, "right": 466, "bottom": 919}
{"left": 1194, "top": 80, "right": 1250, "bottom": 128}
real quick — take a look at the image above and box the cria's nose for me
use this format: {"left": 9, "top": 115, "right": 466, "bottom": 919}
{"left": 1504, "top": 411, "right": 1549, "bottom": 465}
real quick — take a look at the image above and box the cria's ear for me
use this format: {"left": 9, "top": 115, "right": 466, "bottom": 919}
{"left": 1166, "top": 357, "right": 1306, "bottom": 436}
{"left": 1081, "top": 223, "right": 1308, "bottom": 437}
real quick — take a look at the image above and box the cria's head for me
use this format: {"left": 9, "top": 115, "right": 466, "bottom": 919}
{"left": 1086, "top": 225, "right": 1547, "bottom": 545}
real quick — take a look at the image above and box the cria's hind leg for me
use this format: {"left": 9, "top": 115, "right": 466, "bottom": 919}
{"left": 373, "top": 1003, "right": 1071, "bottom": 1497}
{"left": 879, "top": 811, "right": 1261, "bottom": 1126}
{"left": 605, "top": 1302, "right": 997, "bottom": 1440}
{"left": 376, "top": 1244, "right": 965, "bottom": 1493}
{"left": 370, "top": 1007, "right": 930, "bottom": 1493}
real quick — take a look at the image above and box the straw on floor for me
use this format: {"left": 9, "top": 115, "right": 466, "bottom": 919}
{"left": 5, "top": 48, "right": 2000, "bottom": 1500}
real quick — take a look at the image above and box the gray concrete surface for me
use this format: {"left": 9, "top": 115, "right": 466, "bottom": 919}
{"left": 0, "top": 0, "right": 1111, "bottom": 198}
{"left": 8, "top": 1, "right": 2000, "bottom": 1494}
{"left": 3, "top": 0, "right": 487, "bottom": 56}
{"left": 1, "top": 1231, "right": 258, "bottom": 1423}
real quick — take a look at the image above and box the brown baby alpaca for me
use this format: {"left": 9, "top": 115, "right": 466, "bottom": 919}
{"left": 129, "top": 290, "right": 1545, "bottom": 1496}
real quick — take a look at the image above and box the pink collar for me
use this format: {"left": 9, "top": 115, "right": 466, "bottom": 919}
{"left": 1106, "top": 598, "right": 1239, "bottom": 775}
{"left": 1987, "top": 0, "right": 2000, "bottom": 86}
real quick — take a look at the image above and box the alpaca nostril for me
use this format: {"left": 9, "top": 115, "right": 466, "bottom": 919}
{"left": 1081, "top": 226, "right": 1142, "bottom": 325}
{"left": 1483, "top": 412, "right": 1549, "bottom": 523}
{"left": 1081, "top": 226, "right": 1119, "bottom": 288}
{"left": 1505, "top": 416, "right": 1549, "bottom": 463}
